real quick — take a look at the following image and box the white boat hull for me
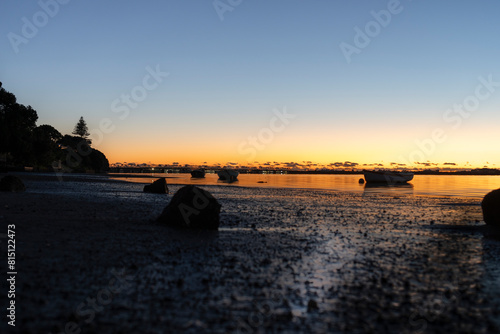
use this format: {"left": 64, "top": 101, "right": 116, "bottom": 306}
{"left": 363, "top": 171, "right": 414, "bottom": 184}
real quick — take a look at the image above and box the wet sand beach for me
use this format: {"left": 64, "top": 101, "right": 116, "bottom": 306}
{"left": 1, "top": 173, "right": 500, "bottom": 333}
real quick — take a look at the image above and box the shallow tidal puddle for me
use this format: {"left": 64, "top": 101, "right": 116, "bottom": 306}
{"left": 284, "top": 237, "right": 359, "bottom": 318}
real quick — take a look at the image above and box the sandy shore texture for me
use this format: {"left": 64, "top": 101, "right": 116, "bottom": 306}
{"left": 1, "top": 173, "right": 500, "bottom": 333}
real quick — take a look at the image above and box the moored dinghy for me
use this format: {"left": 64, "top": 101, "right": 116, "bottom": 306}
{"left": 363, "top": 170, "right": 414, "bottom": 184}
{"left": 217, "top": 169, "right": 239, "bottom": 182}
{"left": 190, "top": 169, "right": 206, "bottom": 178}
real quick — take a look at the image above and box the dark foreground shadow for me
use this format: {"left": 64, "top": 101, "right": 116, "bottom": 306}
{"left": 159, "top": 226, "right": 220, "bottom": 245}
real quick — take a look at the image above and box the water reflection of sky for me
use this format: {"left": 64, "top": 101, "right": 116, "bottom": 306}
{"left": 111, "top": 173, "right": 500, "bottom": 199}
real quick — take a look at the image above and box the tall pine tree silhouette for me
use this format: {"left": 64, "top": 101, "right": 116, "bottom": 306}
{"left": 72, "top": 116, "right": 90, "bottom": 138}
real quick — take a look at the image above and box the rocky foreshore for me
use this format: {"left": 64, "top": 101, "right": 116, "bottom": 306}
{"left": 1, "top": 174, "right": 499, "bottom": 333}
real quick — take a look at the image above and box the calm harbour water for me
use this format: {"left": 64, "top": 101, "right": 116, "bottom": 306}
{"left": 112, "top": 173, "right": 500, "bottom": 199}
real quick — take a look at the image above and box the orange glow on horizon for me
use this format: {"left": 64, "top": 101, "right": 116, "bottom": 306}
{"left": 94, "top": 117, "right": 500, "bottom": 170}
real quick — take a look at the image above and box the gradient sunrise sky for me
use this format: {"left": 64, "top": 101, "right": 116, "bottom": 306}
{"left": 1, "top": 0, "right": 500, "bottom": 168}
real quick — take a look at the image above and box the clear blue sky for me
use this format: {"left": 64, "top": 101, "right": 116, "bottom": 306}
{"left": 2, "top": 0, "right": 500, "bottom": 167}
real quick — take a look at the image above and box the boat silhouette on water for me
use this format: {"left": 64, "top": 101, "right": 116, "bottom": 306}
{"left": 190, "top": 169, "right": 206, "bottom": 178}
{"left": 363, "top": 170, "right": 414, "bottom": 184}
{"left": 217, "top": 169, "right": 239, "bottom": 182}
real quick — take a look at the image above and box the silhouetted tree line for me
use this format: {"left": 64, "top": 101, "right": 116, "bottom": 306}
{"left": 0, "top": 82, "right": 109, "bottom": 172}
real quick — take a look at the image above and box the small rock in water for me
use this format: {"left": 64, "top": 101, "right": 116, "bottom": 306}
{"left": 157, "top": 185, "right": 221, "bottom": 230}
{"left": 143, "top": 177, "right": 169, "bottom": 194}
{"left": 0, "top": 175, "right": 26, "bottom": 192}
{"left": 482, "top": 189, "right": 500, "bottom": 227}
{"left": 358, "top": 178, "right": 365, "bottom": 184}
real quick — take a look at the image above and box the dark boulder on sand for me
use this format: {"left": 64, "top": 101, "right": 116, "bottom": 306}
{"left": 143, "top": 178, "right": 169, "bottom": 194}
{"left": 482, "top": 189, "right": 500, "bottom": 227}
{"left": 157, "top": 185, "right": 221, "bottom": 230}
{"left": 0, "top": 175, "right": 26, "bottom": 192}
